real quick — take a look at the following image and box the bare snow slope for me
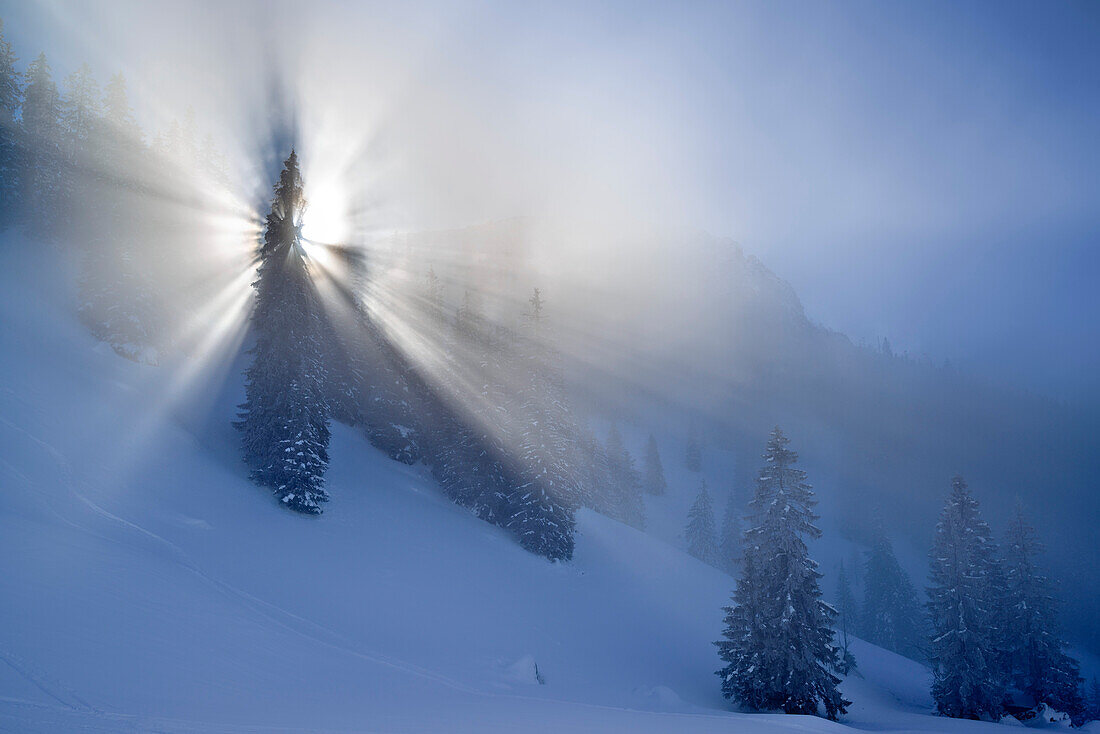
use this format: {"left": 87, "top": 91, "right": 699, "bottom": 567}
{"left": 0, "top": 235, "right": 1081, "bottom": 733}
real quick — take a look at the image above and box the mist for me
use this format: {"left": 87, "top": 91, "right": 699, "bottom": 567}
{"left": 1, "top": 0, "right": 1098, "bottom": 729}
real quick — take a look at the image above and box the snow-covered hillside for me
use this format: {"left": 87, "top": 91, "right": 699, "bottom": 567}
{"left": 0, "top": 236, "right": 1087, "bottom": 733}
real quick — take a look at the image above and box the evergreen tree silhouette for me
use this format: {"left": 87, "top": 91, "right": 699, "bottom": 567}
{"left": 237, "top": 151, "right": 331, "bottom": 514}
{"left": 716, "top": 428, "right": 848, "bottom": 720}
{"left": 927, "top": 476, "right": 1004, "bottom": 719}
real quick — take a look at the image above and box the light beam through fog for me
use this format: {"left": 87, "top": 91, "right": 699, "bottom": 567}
{"left": 0, "top": 1, "right": 1098, "bottom": 730}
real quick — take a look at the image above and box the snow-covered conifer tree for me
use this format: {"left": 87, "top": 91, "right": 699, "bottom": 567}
{"left": 432, "top": 412, "right": 511, "bottom": 524}
{"left": 454, "top": 288, "right": 483, "bottom": 342}
{"left": 1087, "top": 678, "right": 1100, "bottom": 723}
{"left": 308, "top": 247, "right": 368, "bottom": 429}
{"left": 684, "top": 423, "right": 702, "bottom": 472}
{"left": 236, "top": 151, "right": 331, "bottom": 514}
{"left": 835, "top": 562, "right": 858, "bottom": 675}
{"left": 424, "top": 264, "right": 443, "bottom": 317}
{"left": 1001, "top": 504, "right": 1084, "bottom": 719}
{"left": 58, "top": 64, "right": 102, "bottom": 235}
{"left": 420, "top": 286, "right": 580, "bottom": 560}
{"left": 454, "top": 297, "right": 516, "bottom": 522}
{"left": 0, "top": 20, "right": 21, "bottom": 224}
{"left": 642, "top": 434, "right": 667, "bottom": 496}
{"left": 422, "top": 290, "right": 518, "bottom": 529}
{"left": 573, "top": 424, "right": 611, "bottom": 513}
{"left": 102, "top": 73, "right": 139, "bottom": 134}
{"left": 355, "top": 273, "right": 431, "bottom": 465}
{"left": 60, "top": 65, "right": 100, "bottom": 168}
{"left": 685, "top": 479, "right": 718, "bottom": 565}
{"left": 505, "top": 288, "right": 579, "bottom": 560}
{"left": 19, "top": 53, "right": 62, "bottom": 234}
{"left": 715, "top": 427, "right": 848, "bottom": 720}
{"left": 508, "top": 391, "right": 578, "bottom": 560}
{"left": 927, "top": 476, "right": 1004, "bottom": 720}
{"left": 717, "top": 491, "right": 742, "bottom": 574}
{"left": 863, "top": 525, "right": 926, "bottom": 661}
{"left": 604, "top": 424, "right": 645, "bottom": 529}
{"left": 75, "top": 72, "right": 155, "bottom": 362}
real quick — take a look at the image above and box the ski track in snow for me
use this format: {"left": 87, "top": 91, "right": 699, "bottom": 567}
{"left": 0, "top": 650, "right": 97, "bottom": 715}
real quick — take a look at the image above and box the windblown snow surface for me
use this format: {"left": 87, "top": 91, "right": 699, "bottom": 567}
{"left": 0, "top": 235, "right": 1092, "bottom": 732}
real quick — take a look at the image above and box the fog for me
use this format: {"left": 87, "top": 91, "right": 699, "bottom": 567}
{"left": 3, "top": 0, "right": 1098, "bottom": 655}
{"left": 11, "top": 0, "right": 1099, "bottom": 399}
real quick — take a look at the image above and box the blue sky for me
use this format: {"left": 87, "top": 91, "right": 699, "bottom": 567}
{"left": 3, "top": 0, "right": 1098, "bottom": 401}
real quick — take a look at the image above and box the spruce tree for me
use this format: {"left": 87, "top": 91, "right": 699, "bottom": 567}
{"left": 75, "top": 71, "right": 154, "bottom": 360}
{"left": 505, "top": 289, "right": 579, "bottom": 560}
{"left": 642, "top": 434, "right": 667, "bottom": 496}
{"left": 717, "top": 491, "right": 742, "bottom": 575}
{"left": 307, "top": 246, "right": 368, "bottom": 429}
{"left": 685, "top": 479, "right": 718, "bottom": 565}
{"left": 356, "top": 270, "right": 431, "bottom": 465}
{"left": 19, "top": 53, "right": 62, "bottom": 234}
{"left": 432, "top": 412, "right": 512, "bottom": 524}
{"left": 1001, "top": 505, "right": 1084, "bottom": 718}
{"left": 0, "top": 19, "right": 21, "bottom": 224}
{"left": 452, "top": 295, "right": 514, "bottom": 524}
{"left": 926, "top": 476, "right": 1004, "bottom": 720}
{"left": 59, "top": 64, "right": 102, "bottom": 243}
{"left": 425, "top": 265, "right": 443, "bottom": 318}
{"left": 574, "top": 424, "right": 611, "bottom": 513}
{"left": 60, "top": 64, "right": 101, "bottom": 166}
{"left": 604, "top": 424, "right": 645, "bottom": 529}
{"left": 1087, "top": 678, "right": 1100, "bottom": 722}
{"left": 80, "top": 246, "right": 156, "bottom": 362}
{"left": 715, "top": 427, "right": 848, "bottom": 720}
{"left": 427, "top": 310, "right": 511, "bottom": 524}
{"left": 455, "top": 288, "right": 483, "bottom": 342}
{"left": 508, "top": 383, "right": 578, "bottom": 560}
{"left": 527, "top": 286, "right": 544, "bottom": 325}
{"left": 0, "top": 20, "right": 16, "bottom": 125}
{"left": 237, "top": 151, "right": 331, "bottom": 514}
{"left": 419, "top": 285, "right": 580, "bottom": 561}
{"left": 863, "top": 525, "right": 926, "bottom": 661}
{"left": 102, "top": 73, "right": 141, "bottom": 142}
{"left": 835, "top": 562, "right": 858, "bottom": 675}
{"left": 685, "top": 423, "right": 702, "bottom": 472}
{"left": 425, "top": 291, "right": 516, "bottom": 527}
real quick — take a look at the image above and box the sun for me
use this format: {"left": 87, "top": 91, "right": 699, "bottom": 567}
{"left": 301, "top": 183, "right": 349, "bottom": 245}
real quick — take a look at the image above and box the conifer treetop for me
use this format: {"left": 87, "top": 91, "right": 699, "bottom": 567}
{"left": 0, "top": 18, "right": 20, "bottom": 126}
{"left": 749, "top": 426, "right": 819, "bottom": 539}
{"left": 264, "top": 151, "right": 306, "bottom": 256}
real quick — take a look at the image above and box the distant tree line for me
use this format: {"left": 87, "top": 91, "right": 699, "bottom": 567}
{"left": 0, "top": 19, "right": 231, "bottom": 363}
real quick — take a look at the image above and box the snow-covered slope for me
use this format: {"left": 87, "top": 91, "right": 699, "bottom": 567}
{"left": 0, "top": 236, "right": 1086, "bottom": 732}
